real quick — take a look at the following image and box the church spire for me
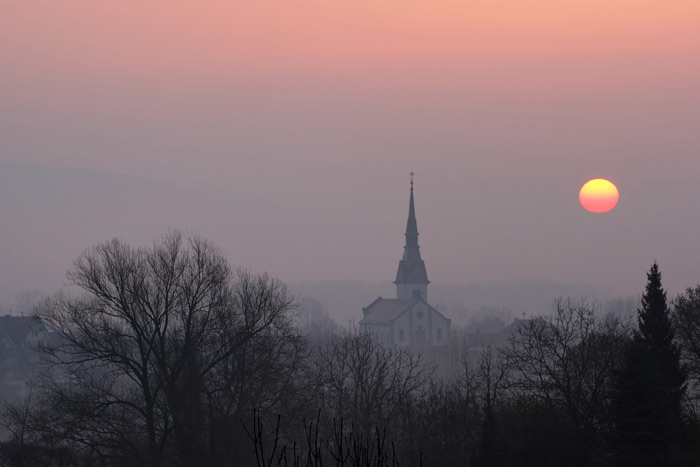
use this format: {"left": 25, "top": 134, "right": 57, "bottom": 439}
{"left": 406, "top": 173, "right": 418, "bottom": 243}
{"left": 395, "top": 173, "right": 429, "bottom": 301}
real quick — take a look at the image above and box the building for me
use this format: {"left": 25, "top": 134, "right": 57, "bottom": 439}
{"left": 360, "top": 176, "right": 451, "bottom": 346}
{"left": 0, "top": 315, "right": 51, "bottom": 399}
{"left": 463, "top": 318, "right": 529, "bottom": 350}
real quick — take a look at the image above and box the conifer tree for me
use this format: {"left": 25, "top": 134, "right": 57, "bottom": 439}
{"left": 610, "top": 262, "right": 686, "bottom": 466}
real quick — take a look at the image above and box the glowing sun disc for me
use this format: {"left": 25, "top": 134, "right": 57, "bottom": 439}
{"left": 579, "top": 179, "right": 619, "bottom": 213}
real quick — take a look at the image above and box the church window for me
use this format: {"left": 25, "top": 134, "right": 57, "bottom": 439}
{"left": 437, "top": 329, "right": 442, "bottom": 342}
{"left": 399, "top": 329, "right": 404, "bottom": 342}
{"left": 416, "top": 311, "right": 424, "bottom": 319}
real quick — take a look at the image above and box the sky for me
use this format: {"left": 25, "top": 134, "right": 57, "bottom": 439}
{"left": 2, "top": 1, "right": 700, "bottom": 310}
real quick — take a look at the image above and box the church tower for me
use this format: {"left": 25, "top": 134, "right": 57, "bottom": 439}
{"left": 394, "top": 174, "right": 430, "bottom": 302}
{"left": 361, "top": 175, "right": 450, "bottom": 347}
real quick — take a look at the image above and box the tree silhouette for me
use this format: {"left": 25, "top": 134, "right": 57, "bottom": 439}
{"left": 673, "top": 285, "right": 700, "bottom": 419}
{"left": 15, "top": 232, "right": 301, "bottom": 467}
{"left": 610, "top": 262, "right": 686, "bottom": 466}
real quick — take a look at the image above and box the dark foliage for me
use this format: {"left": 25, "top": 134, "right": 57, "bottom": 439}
{"left": 5, "top": 249, "right": 700, "bottom": 467}
{"left": 246, "top": 410, "right": 405, "bottom": 467}
{"left": 673, "top": 285, "right": 700, "bottom": 415}
{"left": 1, "top": 232, "right": 306, "bottom": 467}
{"left": 609, "top": 262, "right": 687, "bottom": 466}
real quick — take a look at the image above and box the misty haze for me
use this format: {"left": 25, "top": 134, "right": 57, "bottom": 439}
{"left": 2, "top": 1, "right": 700, "bottom": 466}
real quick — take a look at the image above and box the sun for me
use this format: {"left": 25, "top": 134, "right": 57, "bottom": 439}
{"left": 579, "top": 179, "right": 619, "bottom": 213}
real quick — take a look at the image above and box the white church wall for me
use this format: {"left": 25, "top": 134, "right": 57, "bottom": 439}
{"left": 361, "top": 323, "right": 392, "bottom": 345}
{"left": 396, "top": 283, "right": 428, "bottom": 302}
{"left": 393, "top": 311, "right": 412, "bottom": 347}
{"left": 430, "top": 312, "right": 450, "bottom": 346}
{"left": 397, "top": 303, "right": 451, "bottom": 347}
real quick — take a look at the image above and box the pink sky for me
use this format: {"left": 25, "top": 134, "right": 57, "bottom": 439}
{"left": 1, "top": 1, "right": 700, "bottom": 308}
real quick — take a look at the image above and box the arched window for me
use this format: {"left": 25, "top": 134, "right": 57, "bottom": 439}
{"left": 437, "top": 329, "right": 442, "bottom": 342}
{"left": 399, "top": 329, "right": 404, "bottom": 342}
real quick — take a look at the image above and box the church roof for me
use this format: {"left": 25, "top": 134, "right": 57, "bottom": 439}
{"left": 394, "top": 178, "right": 429, "bottom": 285}
{"left": 395, "top": 259, "right": 429, "bottom": 284}
{"left": 465, "top": 318, "right": 529, "bottom": 348}
{"left": 360, "top": 298, "right": 421, "bottom": 325}
{"left": 0, "top": 315, "right": 44, "bottom": 348}
{"left": 360, "top": 297, "right": 450, "bottom": 325}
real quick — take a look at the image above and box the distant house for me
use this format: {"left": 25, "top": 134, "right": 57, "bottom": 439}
{"left": 0, "top": 315, "right": 51, "bottom": 398}
{"left": 463, "top": 318, "right": 529, "bottom": 350}
{"left": 360, "top": 177, "right": 451, "bottom": 347}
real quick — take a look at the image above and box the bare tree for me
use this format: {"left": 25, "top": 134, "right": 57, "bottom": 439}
{"left": 296, "top": 296, "right": 341, "bottom": 344}
{"left": 502, "top": 299, "right": 627, "bottom": 445}
{"left": 672, "top": 285, "right": 700, "bottom": 419}
{"left": 465, "top": 347, "right": 508, "bottom": 466}
{"left": 21, "top": 232, "right": 299, "bottom": 467}
{"left": 408, "top": 347, "right": 506, "bottom": 467}
{"left": 313, "top": 333, "right": 432, "bottom": 445}
{"left": 0, "top": 388, "right": 81, "bottom": 467}
{"left": 205, "top": 270, "right": 309, "bottom": 464}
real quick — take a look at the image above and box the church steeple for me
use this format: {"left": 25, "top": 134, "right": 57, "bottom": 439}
{"left": 395, "top": 173, "right": 430, "bottom": 301}
{"left": 406, "top": 175, "right": 418, "bottom": 246}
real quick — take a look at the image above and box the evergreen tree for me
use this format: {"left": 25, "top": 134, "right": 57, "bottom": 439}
{"left": 610, "top": 262, "right": 686, "bottom": 466}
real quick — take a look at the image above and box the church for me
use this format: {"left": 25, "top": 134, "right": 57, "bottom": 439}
{"left": 360, "top": 177, "right": 451, "bottom": 347}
